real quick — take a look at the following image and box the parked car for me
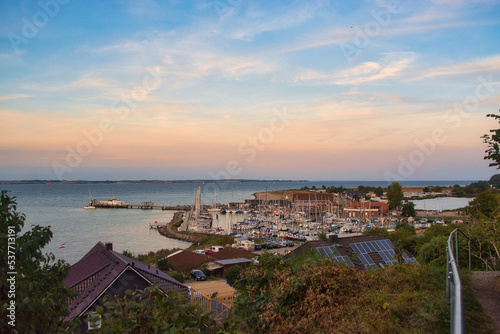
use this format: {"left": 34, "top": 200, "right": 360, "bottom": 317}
{"left": 193, "top": 250, "right": 206, "bottom": 254}
{"left": 204, "top": 249, "right": 213, "bottom": 255}
{"left": 261, "top": 242, "right": 274, "bottom": 249}
{"left": 190, "top": 269, "right": 206, "bottom": 281}
{"left": 254, "top": 244, "right": 262, "bottom": 251}
{"left": 285, "top": 241, "right": 295, "bottom": 247}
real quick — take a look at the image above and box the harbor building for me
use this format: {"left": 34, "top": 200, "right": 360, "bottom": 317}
{"left": 344, "top": 201, "right": 389, "bottom": 219}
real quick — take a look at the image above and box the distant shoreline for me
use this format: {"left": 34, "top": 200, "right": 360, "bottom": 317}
{"left": 0, "top": 179, "right": 481, "bottom": 186}
{"left": 0, "top": 179, "right": 309, "bottom": 185}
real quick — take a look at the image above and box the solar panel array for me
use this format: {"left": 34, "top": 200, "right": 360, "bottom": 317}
{"left": 350, "top": 240, "right": 418, "bottom": 269}
{"left": 316, "top": 246, "right": 353, "bottom": 266}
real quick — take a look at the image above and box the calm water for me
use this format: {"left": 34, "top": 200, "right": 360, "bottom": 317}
{"left": 411, "top": 197, "right": 474, "bottom": 211}
{"left": 1, "top": 180, "right": 475, "bottom": 264}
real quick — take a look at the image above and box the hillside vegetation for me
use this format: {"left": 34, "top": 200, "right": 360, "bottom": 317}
{"left": 218, "top": 253, "right": 492, "bottom": 334}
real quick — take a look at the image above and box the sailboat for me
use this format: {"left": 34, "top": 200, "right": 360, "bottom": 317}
{"left": 207, "top": 186, "right": 220, "bottom": 212}
{"left": 84, "top": 190, "right": 96, "bottom": 209}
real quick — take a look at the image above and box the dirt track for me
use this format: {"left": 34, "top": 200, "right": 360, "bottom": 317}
{"left": 469, "top": 271, "right": 500, "bottom": 333}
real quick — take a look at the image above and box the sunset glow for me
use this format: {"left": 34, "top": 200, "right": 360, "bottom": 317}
{"left": 1, "top": 0, "right": 499, "bottom": 181}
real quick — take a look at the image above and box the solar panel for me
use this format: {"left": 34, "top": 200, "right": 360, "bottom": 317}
{"left": 343, "top": 257, "right": 353, "bottom": 266}
{"left": 360, "top": 242, "right": 368, "bottom": 252}
{"left": 367, "top": 242, "right": 376, "bottom": 252}
{"left": 325, "top": 247, "right": 333, "bottom": 257}
{"left": 380, "top": 251, "right": 390, "bottom": 262}
{"left": 315, "top": 245, "right": 355, "bottom": 267}
{"left": 317, "top": 247, "right": 326, "bottom": 256}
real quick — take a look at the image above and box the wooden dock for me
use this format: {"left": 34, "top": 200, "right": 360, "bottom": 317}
{"left": 149, "top": 221, "right": 166, "bottom": 229}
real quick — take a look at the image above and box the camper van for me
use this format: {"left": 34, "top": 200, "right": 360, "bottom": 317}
{"left": 210, "top": 245, "right": 224, "bottom": 252}
{"left": 233, "top": 237, "right": 255, "bottom": 252}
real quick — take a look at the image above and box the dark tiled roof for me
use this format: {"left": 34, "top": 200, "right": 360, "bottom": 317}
{"left": 64, "top": 242, "right": 187, "bottom": 321}
{"left": 210, "top": 247, "right": 255, "bottom": 260}
{"left": 167, "top": 250, "right": 210, "bottom": 272}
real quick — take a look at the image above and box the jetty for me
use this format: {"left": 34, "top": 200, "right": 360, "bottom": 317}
{"left": 87, "top": 198, "right": 191, "bottom": 211}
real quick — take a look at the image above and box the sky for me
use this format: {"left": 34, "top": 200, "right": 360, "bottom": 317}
{"left": 0, "top": 0, "right": 499, "bottom": 181}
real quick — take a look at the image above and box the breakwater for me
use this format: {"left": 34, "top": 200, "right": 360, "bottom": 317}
{"left": 158, "top": 211, "right": 204, "bottom": 243}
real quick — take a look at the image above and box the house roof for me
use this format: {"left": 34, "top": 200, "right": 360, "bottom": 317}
{"left": 64, "top": 242, "right": 187, "bottom": 321}
{"left": 215, "top": 258, "right": 252, "bottom": 266}
{"left": 209, "top": 247, "right": 255, "bottom": 260}
{"left": 285, "top": 234, "right": 418, "bottom": 270}
{"left": 292, "top": 193, "right": 334, "bottom": 202}
{"left": 167, "top": 250, "right": 210, "bottom": 272}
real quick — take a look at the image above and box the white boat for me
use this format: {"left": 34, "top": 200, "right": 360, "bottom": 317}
{"left": 84, "top": 204, "right": 95, "bottom": 209}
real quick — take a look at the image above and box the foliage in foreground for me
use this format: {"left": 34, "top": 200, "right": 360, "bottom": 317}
{"left": 87, "top": 285, "right": 213, "bottom": 334}
{"left": 0, "top": 190, "right": 76, "bottom": 333}
{"left": 224, "top": 254, "right": 451, "bottom": 334}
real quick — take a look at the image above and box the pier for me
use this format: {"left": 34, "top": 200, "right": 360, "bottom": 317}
{"left": 88, "top": 199, "right": 191, "bottom": 211}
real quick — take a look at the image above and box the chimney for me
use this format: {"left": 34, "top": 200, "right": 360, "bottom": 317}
{"left": 105, "top": 243, "right": 113, "bottom": 251}
{"left": 329, "top": 234, "right": 339, "bottom": 244}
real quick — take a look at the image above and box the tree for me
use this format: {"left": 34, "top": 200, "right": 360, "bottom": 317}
{"left": 0, "top": 190, "right": 76, "bottom": 333}
{"left": 468, "top": 190, "right": 500, "bottom": 220}
{"left": 482, "top": 112, "right": 500, "bottom": 168}
{"left": 401, "top": 201, "right": 416, "bottom": 217}
{"left": 317, "top": 231, "right": 327, "bottom": 240}
{"left": 418, "top": 236, "right": 448, "bottom": 266}
{"left": 157, "top": 257, "right": 172, "bottom": 272}
{"left": 224, "top": 265, "right": 243, "bottom": 286}
{"left": 374, "top": 186, "right": 384, "bottom": 197}
{"left": 89, "top": 285, "right": 212, "bottom": 333}
{"left": 490, "top": 174, "right": 500, "bottom": 188}
{"left": 387, "top": 182, "right": 404, "bottom": 210}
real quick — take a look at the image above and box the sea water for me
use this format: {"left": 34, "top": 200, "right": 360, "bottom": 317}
{"left": 1, "top": 180, "right": 475, "bottom": 264}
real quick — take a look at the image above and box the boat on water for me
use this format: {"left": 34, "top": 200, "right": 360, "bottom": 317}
{"left": 84, "top": 190, "right": 96, "bottom": 209}
{"left": 207, "top": 186, "right": 221, "bottom": 212}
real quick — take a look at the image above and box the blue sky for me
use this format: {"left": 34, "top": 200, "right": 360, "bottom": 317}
{"left": 0, "top": 0, "right": 499, "bottom": 181}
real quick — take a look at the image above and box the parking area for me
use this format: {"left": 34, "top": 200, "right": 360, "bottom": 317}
{"left": 253, "top": 242, "right": 303, "bottom": 256}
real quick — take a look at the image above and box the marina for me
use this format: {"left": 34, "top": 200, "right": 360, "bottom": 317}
{"left": 1, "top": 180, "right": 474, "bottom": 264}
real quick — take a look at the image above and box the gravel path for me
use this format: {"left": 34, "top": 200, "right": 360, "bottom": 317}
{"left": 469, "top": 271, "right": 500, "bottom": 333}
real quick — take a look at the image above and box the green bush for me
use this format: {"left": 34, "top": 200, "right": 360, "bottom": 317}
{"left": 170, "top": 272, "right": 185, "bottom": 283}
{"left": 157, "top": 257, "right": 172, "bottom": 271}
{"left": 224, "top": 265, "right": 242, "bottom": 286}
